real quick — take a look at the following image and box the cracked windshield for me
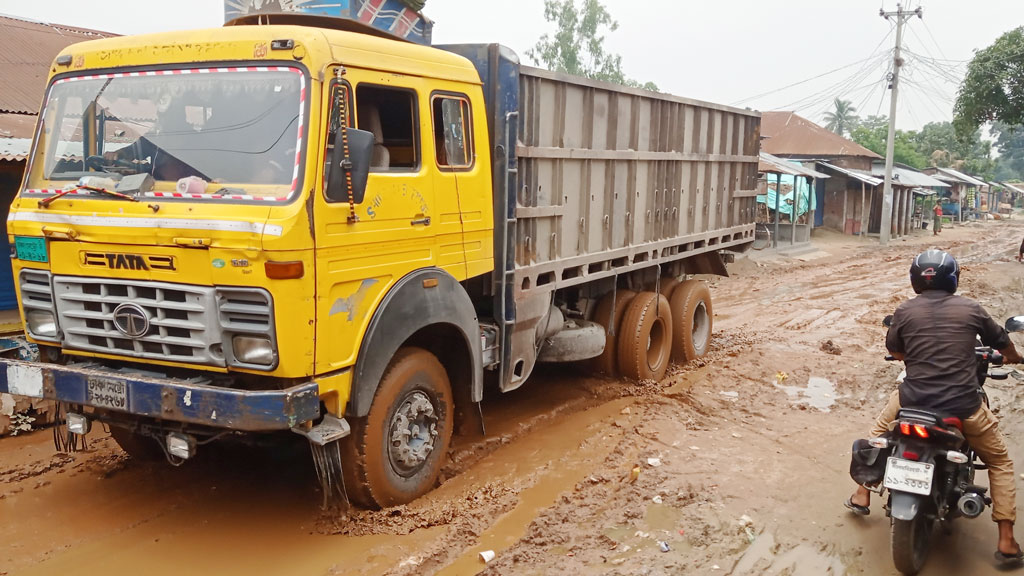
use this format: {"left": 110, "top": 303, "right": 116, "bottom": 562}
{"left": 32, "top": 68, "right": 303, "bottom": 201}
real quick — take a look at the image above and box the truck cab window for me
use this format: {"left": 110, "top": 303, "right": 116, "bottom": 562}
{"left": 355, "top": 85, "right": 418, "bottom": 171}
{"left": 432, "top": 95, "right": 472, "bottom": 169}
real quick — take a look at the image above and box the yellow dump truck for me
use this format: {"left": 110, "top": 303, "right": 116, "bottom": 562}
{"left": 1, "top": 7, "right": 759, "bottom": 507}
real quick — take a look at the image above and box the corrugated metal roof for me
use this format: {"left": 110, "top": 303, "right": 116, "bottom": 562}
{"left": 0, "top": 112, "right": 36, "bottom": 139}
{"left": 0, "top": 137, "right": 30, "bottom": 161}
{"left": 870, "top": 163, "right": 950, "bottom": 188}
{"left": 1002, "top": 182, "right": 1024, "bottom": 195}
{"left": 927, "top": 167, "right": 987, "bottom": 188}
{"left": 759, "top": 152, "right": 829, "bottom": 178}
{"left": 817, "top": 162, "right": 882, "bottom": 186}
{"left": 760, "top": 111, "right": 882, "bottom": 159}
{"left": 0, "top": 14, "right": 115, "bottom": 115}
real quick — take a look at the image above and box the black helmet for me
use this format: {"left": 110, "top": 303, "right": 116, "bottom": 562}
{"left": 910, "top": 249, "right": 959, "bottom": 294}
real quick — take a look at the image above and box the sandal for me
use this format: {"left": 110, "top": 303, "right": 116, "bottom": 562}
{"left": 995, "top": 547, "right": 1024, "bottom": 567}
{"left": 844, "top": 497, "right": 870, "bottom": 516}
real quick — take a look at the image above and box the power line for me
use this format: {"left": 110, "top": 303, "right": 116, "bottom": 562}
{"left": 732, "top": 24, "right": 895, "bottom": 106}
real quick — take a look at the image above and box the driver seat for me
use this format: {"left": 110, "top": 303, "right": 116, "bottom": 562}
{"left": 358, "top": 102, "right": 390, "bottom": 169}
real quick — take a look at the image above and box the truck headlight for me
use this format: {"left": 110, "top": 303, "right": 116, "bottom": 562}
{"left": 232, "top": 335, "right": 275, "bottom": 366}
{"left": 26, "top": 310, "right": 57, "bottom": 338}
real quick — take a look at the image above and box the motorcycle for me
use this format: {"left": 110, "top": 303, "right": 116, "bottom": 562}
{"left": 853, "top": 315, "right": 1024, "bottom": 575}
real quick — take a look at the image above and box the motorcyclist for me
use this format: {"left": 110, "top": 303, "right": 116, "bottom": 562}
{"left": 845, "top": 249, "right": 1024, "bottom": 565}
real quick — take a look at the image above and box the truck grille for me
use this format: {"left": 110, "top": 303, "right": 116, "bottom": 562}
{"left": 53, "top": 277, "right": 225, "bottom": 365}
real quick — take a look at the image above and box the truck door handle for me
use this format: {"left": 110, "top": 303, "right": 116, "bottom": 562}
{"left": 410, "top": 217, "right": 431, "bottom": 226}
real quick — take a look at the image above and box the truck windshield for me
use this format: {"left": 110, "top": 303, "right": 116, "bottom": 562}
{"left": 28, "top": 66, "right": 306, "bottom": 203}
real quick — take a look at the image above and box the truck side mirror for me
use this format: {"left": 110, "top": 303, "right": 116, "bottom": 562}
{"left": 1006, "top": 316, "right": 1024, "bottom": 333}
{"left": 326, "top": 128, "right": 374, "bottom": 205}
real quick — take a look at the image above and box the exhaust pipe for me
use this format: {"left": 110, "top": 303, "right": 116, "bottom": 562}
{"left": 958, "top": 493, "right": 986, "bottom": 518}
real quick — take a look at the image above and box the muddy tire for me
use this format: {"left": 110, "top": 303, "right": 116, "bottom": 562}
{"left": 109, "top": 426, "right": 165, "bottom": 461}
{"left": 616, "top": 291, "right": 673, "bottom": 381}
{"left": 340, "top": 347, "right": 454, "bottom": 509}
{"left": 891, "top": 516, "right": 933, "bottom": 575}
{"left": 651, "top": 277, "right": 680, "bottom": 299}
{"left": 669, "top": 280, "right": 713, "bottom": 363}
{"left": 587, "top": 290, "right": 637, "bottom": 376}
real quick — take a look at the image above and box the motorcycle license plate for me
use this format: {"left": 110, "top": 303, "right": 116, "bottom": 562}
{"left": 884, "top": 457, "right": 934, "bottom": 496}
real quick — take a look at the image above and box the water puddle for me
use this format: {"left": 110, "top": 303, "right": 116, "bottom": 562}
{"left": 435, "top": 397, "right": 631, "bottom": 575}
{"left": 734, "top": 531, "right": 846, "bottom": 575}
{"left": 775, "top": 376, "right": 837, "bottom": 412}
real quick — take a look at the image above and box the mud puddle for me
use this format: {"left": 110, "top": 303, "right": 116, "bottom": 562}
{"left": 775, "top": 376, "right": 838, "bottom": 412}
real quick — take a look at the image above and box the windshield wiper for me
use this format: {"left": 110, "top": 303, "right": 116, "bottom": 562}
{"left": 38, "top": 183, "right": 139, "bottom": 208}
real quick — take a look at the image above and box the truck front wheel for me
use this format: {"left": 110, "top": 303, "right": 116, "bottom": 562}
{"left": 342, "top": 347, "right": 454, "bottom": 508}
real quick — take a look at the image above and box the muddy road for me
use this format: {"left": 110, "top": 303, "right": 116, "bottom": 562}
{"left": 4, "top": 219, "right": 1024, "bottom": 576}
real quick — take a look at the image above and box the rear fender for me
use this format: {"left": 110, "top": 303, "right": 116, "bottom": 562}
{"left": 890, "top": 490, "right": 925, "bottom": 521}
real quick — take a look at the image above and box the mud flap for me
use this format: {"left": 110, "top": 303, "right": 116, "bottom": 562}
{"left": 890, "top": 491, "right": 923, "bottom": 521}
{"left": 293, "top": 416, "right": 351, "bottom": 510}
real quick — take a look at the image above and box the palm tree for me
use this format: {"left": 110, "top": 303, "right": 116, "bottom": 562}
{"left": 823, "top": 98, "right": 860, "bottom": 137}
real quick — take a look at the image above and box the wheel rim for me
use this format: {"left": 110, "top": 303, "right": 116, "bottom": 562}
{"left": 387, "top": 390, "right": 440, "bottom": 477}
{"left": 692, "top": 301, "right": 710, "bottom": 352}
{"left": 647, "top": 318, "right": 667, "bottom": 370}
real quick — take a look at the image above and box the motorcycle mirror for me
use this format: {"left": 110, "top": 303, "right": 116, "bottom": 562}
{"left": 1005, "top": 316, "right": 1024, "bottom": 333}
{"left": 883, "top": 315, "right": 894, "bottom": 327}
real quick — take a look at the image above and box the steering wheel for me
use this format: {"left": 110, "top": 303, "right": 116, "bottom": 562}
{"left": 84, "top": 155, "right": 136, "bottom": 171}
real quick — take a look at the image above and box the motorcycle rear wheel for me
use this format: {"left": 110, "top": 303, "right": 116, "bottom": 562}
{"left": 891, "top": 515, "right": 934, "bottom": 575}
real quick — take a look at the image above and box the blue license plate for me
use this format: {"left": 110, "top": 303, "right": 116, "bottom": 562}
{"left": 14, "top": 236, "right": 47, "bottom": 263}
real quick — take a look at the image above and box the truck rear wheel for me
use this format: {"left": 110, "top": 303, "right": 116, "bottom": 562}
{"left": 109, "top": 426, "right": 165, "bottom": 461}
{"left": 651, "top": 277, "right": 680, "bottom": 299}
{"left": 587, "top": 289, "right": 636, "bottom": 376}
{"left": 617, "top": 291, "right": 673, "bottom": 381}
{"left": 669, "top": 280, "right": 713, "bottom": 362}
{"left": 341, "top": 347, "right": 454, "bottom": 509}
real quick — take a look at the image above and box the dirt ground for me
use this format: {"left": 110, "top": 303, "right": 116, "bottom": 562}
{"left": 4, "top": 217, "right": 1024, "bottom": 576}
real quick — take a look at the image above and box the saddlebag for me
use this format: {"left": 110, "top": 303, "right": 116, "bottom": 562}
{"left": 850, "top": 438, "right": 890, "bottom": 486}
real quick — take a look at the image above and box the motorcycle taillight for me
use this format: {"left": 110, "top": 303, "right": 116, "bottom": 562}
{"left": 898, "top": 422, "right": 930, "bottom": 439}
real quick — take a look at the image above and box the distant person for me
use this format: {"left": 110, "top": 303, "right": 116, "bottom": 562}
{"left": 933, "top": 202, "right": 943, "bottom": 236}
{"left": 1017, "top": 236, "right": 1023, "bottom": 263}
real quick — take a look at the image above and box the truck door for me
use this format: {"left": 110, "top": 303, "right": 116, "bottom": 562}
{"left": 313, "top": 75, "right": 441, "bottom": 375}
{"left": 430, "top": 92, "right": 476, "bottom": 279}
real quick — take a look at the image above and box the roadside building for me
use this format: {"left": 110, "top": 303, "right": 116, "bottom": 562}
{"left": 922, "top": 167, "right": 987, "bottom": 222}
{"left": 759, "top": 111, "right": 912, "bottom": 237}
{"left": 870, "top": 162, "right": 949, "bottom": 234}
{"left": 0, "top": 15, "right": 115, "bottom": 310}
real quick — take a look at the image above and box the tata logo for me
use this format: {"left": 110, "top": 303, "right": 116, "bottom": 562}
{"left": 81, "top": 252, "right": 176, "bottom": 271}
{"left": 112, "top": 303, "right": 150, "bottom": 338}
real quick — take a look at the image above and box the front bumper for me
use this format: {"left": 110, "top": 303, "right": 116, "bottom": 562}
{"left": 0, "top": 359, "right": 320, "bottom": 431}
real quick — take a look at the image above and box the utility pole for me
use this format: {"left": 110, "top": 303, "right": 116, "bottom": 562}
{"left": 878, "top": 3, "right": 922, "bottom": 246}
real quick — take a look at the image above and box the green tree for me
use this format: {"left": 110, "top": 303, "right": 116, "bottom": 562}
{"left": 399, "top": 0, "right": 426, "bottom": 10}
{"left": 528, "top": 0, "right": 658, "bottom": 91}
{"left": 823, "top": 98, "right": 859, "bottom": 136}
{"left": 954, "top": 26, "right": 1024, "bottom": 136}
{"left": 912, "top": 121, "right": 993, "bottom": 174}
{"left": 992, "top": 122, "right": 1024, "bottom": 181}
{"left": 849, "top": 117, "right": 928, "bottom": 169}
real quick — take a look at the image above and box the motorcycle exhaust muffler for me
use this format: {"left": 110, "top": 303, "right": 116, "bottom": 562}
{"left": 958, "top": 493, "right": 986, "bottom": 518}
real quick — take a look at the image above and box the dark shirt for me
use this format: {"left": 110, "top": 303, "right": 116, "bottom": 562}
{"left": 886, "top": 291, "right": 1010, "bottom": 418}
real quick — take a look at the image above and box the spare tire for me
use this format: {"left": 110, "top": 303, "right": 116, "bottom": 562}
{"left": 587, "top": 289, "right": 636, "bottom": 376}
{"left": 617, "top": 291, "right": 673, "bottom": 381}
{"left": 669, "top": 280, "right": 713, "bottom": 362}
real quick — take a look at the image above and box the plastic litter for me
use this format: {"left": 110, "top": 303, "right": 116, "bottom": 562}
{"left": 652, "top": 495, "right": 663, "bottom": 504}
{"left": 479, "top": 550, "right": 495, "bottom": 563}
{"left": 647, "top": 457, "right": 662, "bottom": 467}
{"left": 658, "top": 541, "right": 671, "bottom": 553}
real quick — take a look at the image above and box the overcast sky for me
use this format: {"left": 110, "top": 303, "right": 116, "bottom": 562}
{"left": 1, "top": 0, "right": 1019, "bottom": 131}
